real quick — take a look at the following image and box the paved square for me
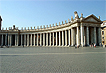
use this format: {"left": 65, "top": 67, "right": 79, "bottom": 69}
{"left": 0, "top": 47, "right": 106, "bottom": 73}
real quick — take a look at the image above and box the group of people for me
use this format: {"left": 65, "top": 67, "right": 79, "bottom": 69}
{"left": 75, "top": 43, "right": 97, "bottom": 48}
{"left": 1, "top": 45, "right": 9, "bottom": 48}
{"left": 91, "top": 43, "right": 96, "bottom": 47}
{"left": 75, "top": 45, "right": 80, "bottom": 48}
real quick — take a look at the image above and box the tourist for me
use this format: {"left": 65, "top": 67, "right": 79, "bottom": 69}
{"left": 92, "top": 43, "right": 93, "bottom": 47}
{"left": 94, "top": 43, "right": 96, "bottom": 47}
{"left": 77, "top": 45, "right": 79, "bottom": 48}
{"left": 75, "top": 45, "right": 77, "bottom": 48}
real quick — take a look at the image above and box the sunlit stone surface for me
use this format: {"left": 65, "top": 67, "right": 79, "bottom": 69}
{"left": 0, "top": 47, "right": 105, "bottom": 72}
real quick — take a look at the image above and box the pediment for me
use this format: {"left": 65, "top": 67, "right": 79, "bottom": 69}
{"left": 84, "top": 14, "right": 102, "bottom": 23}
{"left": 85, "top": 17, "right": 98, "bottom": 22}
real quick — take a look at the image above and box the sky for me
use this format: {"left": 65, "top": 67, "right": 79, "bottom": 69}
{"left": 0, "top": 0, "right": 106, "bottom": 30}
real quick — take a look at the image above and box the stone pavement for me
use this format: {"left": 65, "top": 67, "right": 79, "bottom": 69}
{"left": 0, "top": 47, "right": 106, "bottom": 73}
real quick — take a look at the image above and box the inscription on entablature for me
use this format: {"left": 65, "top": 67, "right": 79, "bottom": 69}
{"left": 83, "top": 24, "right": 100, "bottom": 27}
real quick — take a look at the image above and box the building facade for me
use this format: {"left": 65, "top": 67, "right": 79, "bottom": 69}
{"left": 101, "top": 20, "right": 106, "bottom": 45}
{"left": 0, "top": 11, "right": 102, "bottom": 47}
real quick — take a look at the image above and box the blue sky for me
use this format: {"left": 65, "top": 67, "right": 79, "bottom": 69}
{"left": 0, "top": 0, "right": 105, "bottom": 29}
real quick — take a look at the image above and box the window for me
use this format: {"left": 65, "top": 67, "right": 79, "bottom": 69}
{"left": 102, "top": 37, "right": 104, "bottom": 39}
{"left": 102, "top": 31, "right": 104, "bottom": 35}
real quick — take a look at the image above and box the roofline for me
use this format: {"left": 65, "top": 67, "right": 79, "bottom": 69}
{"left": 84, "top": 14, "right": 102, "bottom": 22}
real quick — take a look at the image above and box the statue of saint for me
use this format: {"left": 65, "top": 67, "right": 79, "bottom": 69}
{"left": 81, "top": 13, "right": 83, "bottom": 18}
{"left": 71, "top": 16, "right": 73, "bottom": 21}
{"left": 74, "top": 11, "right": 79, "bottom": 19}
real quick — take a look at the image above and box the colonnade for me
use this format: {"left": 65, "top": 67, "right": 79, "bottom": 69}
{"left": 0, "top": 26, "right": 101, "bottom": 47}
{"left": 0, "top": 34, "right": 19, "bottom": 46}
{"left": 20, "top": 30, "right": 71, "bottom": 46}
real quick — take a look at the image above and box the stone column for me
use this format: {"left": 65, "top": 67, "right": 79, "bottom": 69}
{"left": 98, "top": 27, "right": 101, "bottom": 45}
{"left": 17, "top": 34, "right": 19, "bottom": 46}
{"left": 2, "top": 34, "right": 3, "bottom": 46}
{"left": 50, "top": 32, "right": 51, "bottom": 46}
{"left": 34, "top": 34, "right": 35, "bottom": 46}
{"left": 86, "top": 26, "right": 89, "bottom": 46}
{"left": 5, "top": 34, "right": 7, "bottom": 46}
{"left": 30, "top": 34, "right": 32, "bottom": 46}
{"left": 94, "top": 27, "right": 96, "bottom": 44}
{"left": 69, "top": 29, "right": 71, "bottom": 46}
{"left": 62, "top": 31, "right": 64, "bottom": 46}
{"left": 43, "top": 33, "right": 45, "bottom": 46}
{"left": 71, "top": 28, "right": 75, "bottom": 46}
{"left": 40, "top": 33, "right": 42, "bottom": 46}
{"left": 10, "top": 35, "right": 12, "bottom": 46}
{"left": 53, "top": 32, "right": 54, "bottom": 46}
{"left": 59, "top": 31, "right": 61, "bottom": 46}
{"left": 71, "top": 29, "right": 73, "bottom": 46}
{"left": 27, "top": 34, "right": 29, "bottom": 46}
{"left": 15, "top": 34, "right": 17, "bottom": 46}
{"left": 81, "top": 25, "right": 84, "bottom": 47}
{"left": 24, "top": 34, "right": 26, "bottom": 46}
{"left": 56, "top": 32, "right": 58, "bottom": 46}
{"left": 77, "top": 26, "right": 79, "bottom": 46}
{"left": 84, "top": 33, "right": 86, "bottom": 46}
{"left": 46, "top": 33, "right": 48, "bottom": 46}
{"left": 8, "top": 34, "right": 9, "bottom": 46}
{"left": 21, "top": 34, "right": 23, "bottom": 46}
{"left": 37, "top": 34, "right": 38, "bottom": 46}
{"left": 91, "top": 28, "right": 93, "bottom": 44}
{"left": 65, "top": 30, "right": 67, "bottom": 46}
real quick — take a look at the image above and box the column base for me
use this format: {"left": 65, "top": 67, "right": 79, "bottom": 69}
{"left": 59, "top": 45, "right": 61, "bottom": 46}
{"left": 71, "top": 44, "right": 74, "bottom": 46}
{"left": 68, "top": 45, "right": 71, "bottom": 47}
{"left": 43, "top": 45, "right": 45, "bottom": 46}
